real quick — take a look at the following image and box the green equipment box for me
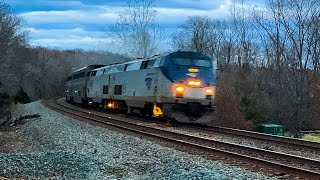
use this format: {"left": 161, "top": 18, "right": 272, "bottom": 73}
{"left": 258, "top": 124, "right": 284, "bottom": 136}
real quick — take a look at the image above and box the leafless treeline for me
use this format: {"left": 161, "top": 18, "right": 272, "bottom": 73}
{"left": 172, "top": 0, "right": 320, "bottom": 133}
{"left": 0, "top": 46, "right": 127, "bottom": 101}
{"left": 0, "top": 1, "right": 128, "bottom": 102}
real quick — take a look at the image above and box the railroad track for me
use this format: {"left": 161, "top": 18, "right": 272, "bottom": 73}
{"left": 190, "top": 125, "right": 320, "bottom": 151}
{"left": 43, "top": 98, "right": 320, "bottom": 179}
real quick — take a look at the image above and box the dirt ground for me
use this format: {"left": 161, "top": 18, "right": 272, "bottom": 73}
{"left": 0, "top": 125, "right": 27, "bottom": 153}
{"left": 0, "top": 125, "right": 25, "bottom": 180}
{"left": 0, "top": 118, "right": 30, "bottom": 180}
{"left": 0, "top": 112, "right": 39, "bottom": 153}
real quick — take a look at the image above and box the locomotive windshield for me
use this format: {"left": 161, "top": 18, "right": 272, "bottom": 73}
{"left": 172, "top": 58, "right": 212, "bottom": 67}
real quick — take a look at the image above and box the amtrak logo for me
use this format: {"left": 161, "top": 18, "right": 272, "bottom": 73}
{"left": 187, "top": 73, "right": 197, "bottom": 78}
{"left": 145, "top": 77, "right": 152, "bottom": 90}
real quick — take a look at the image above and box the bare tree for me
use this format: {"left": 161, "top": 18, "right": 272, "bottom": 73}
{"left": 0, "top": 1, "right": 27, "bottom": 57}
{"left": 229, "top": 0, "right": 257, "bottom": 67}
{"left": 211, "top": 19, "right": 237, "bottom": 72}
{"left": 254, "top": 0, "right": 288, "bottom": 69}
{"left": 0, "top": 0, "right": 28, "bottom": 94}
{"left": 278, "top": 0, "right": 320, "bottom": 70}
{"left": 172, "top": 16, "right": 214, "bottom": 52}
{"left": 309, "top": 15, "right": 320, "bottom": 72}
{"left": 109, "top": 0, "right": 164, "bottom": 58}
{"left": 172, "top": 16, "right": 229, "bottom": 70}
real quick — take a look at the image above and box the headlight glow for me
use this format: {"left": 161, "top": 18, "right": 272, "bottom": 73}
{"left": 188, "top": 79, "right": 202, "bottom": 87}
{"left": 176, "top": 86, "right": 184, "bottom": 92}
{"left": 188, "top": 68, "right": 199, "bottom": 73}
{"left": 188, "top": 81, "right": 195, "bottom": 86}
{"left": 194, "top": 81, "right": 201, "bottom": 86}
{"left": 204, "top": 87, "right": 214, "bottom": 95}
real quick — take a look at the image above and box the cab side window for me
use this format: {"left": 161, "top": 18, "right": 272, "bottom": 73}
{"left": 153, "top": 57, "right": 164, "bottom": 67}
{"left": 126, "top": 62, "right": 142, "bottom": 71}
{"left": 140, "top": 61, "right": 149, "bottom": 69}
{"left": 147, "top": 60, "right": 155, "bottom": 68}
{"left": 103, "top": 85, "right": 109, "bottom": 94}
{"left": 114, "top": 85, "right": 122, "bottom": 95}
{"left": 91, "top": 71, "right": 97, "bottom": 76}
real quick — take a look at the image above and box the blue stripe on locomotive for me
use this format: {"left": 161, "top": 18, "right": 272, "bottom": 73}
{"left": 160, "top": 51, "right": 216, "bottom": 86}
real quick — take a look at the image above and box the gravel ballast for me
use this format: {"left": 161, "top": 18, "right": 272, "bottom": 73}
{"left": 0, "top": 101, "right": 277, "bottom": 179}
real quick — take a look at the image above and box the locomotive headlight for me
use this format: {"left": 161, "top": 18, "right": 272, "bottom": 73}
{"left": 176, "top": 86, "right": 185, "bottom": 93}
{"left": 173, "top": 84, "right": 185, "bottom": 98}
{"left": 204, "top": 87, "right": 214, "bottom": 95}
{"left": 188, "top": 81, "right": 195, "bottom": 86}
{"left": 188, "top": 68, "right": 199, "bottom": 73}
{"left": 194, "top": 81, "right": 201, "bottom": 86}
{"left": 175, "top": 85, "right": 185, "bottom": 98}
{"left": 188, "top": 79, "right": 202, "bottom": 87}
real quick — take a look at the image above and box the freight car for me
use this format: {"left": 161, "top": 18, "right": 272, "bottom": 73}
{"left": 66, "top": 51, "right": 216, "bottom": 124}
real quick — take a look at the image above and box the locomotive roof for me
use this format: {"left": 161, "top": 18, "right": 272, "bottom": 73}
{"left": 71, "top": 64, "right": 106, "bottom": 74}
{"left": 168, "top": 51, "right": 211, "bottom": 60}
{"left": 92, "top": 56, "right": 161, "bottom": 71}
{"left": 77, "top": 51, "right": 211, "bottom": 73}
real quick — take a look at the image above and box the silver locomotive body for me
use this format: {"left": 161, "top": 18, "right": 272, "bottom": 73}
{"left": 66, "top": 51, "right": 216, "bottom": 124}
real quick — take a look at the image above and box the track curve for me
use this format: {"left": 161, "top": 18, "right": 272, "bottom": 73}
{"left": 43, "top": 98, "right": 320, "bottom": 179}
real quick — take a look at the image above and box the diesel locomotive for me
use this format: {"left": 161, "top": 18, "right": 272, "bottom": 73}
{"left": 65, "top": 51, "right": 216, "bottom": 124}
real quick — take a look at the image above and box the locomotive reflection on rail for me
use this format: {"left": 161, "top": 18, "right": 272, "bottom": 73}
{"left": 65, "top": 51, "right": 217, "bottom": 124}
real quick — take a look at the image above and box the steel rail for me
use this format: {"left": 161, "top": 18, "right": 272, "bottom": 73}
{"left": 192, "top": 125, "right": 320, "bottom": 151}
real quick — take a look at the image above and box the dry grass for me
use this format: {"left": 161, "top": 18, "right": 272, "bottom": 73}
{"left": 303, "top": 133, "right": 320, "bottom": 143}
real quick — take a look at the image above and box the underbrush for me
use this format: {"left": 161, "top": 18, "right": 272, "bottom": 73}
{"left": 1, "top": 87, "right": 31, "bottom": 126}
{"left": 0, "top": 106, "right": 17, "bottom": 127}
{"left": 0, "top": 107, "right": 11, "bottom": 126}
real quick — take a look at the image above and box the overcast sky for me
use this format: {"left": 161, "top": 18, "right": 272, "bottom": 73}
{"left": 7, "top": 0, "right": 265, "bottom": 51}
